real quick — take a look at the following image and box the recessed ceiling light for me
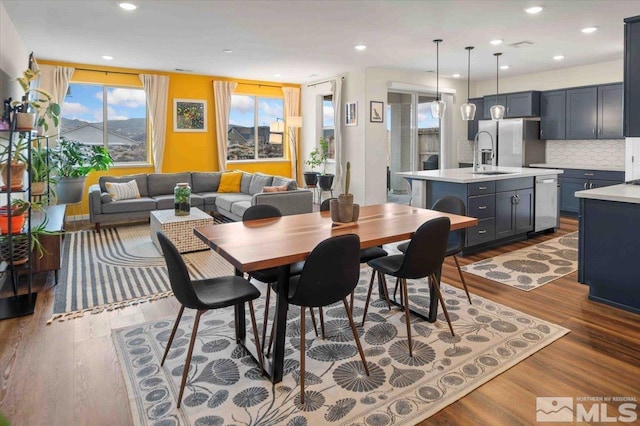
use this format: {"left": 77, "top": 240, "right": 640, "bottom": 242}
{"left": 118, "top": 2, "right": 137, "bottom": 11}
{"left": 452, "top": 73, "right": 461, "bottom": 78}
{"left": 525, "top": 6, "right": 543, "bottom": 14}
{"left": 102, "top": 55, "right": 114, "bottom": 60}
{"left": 582, "top": 27, "right": 598, "bottom": 34}
{"left": 553, "top": 55, "right": 565, "bottom": 60}
{"left": 274, "top": 73, "right": 281, "bottom": 77}
{"left": 490, "top": 39, "right": 503, "bottom": 45}
{"left": 500, "top": 65, "right": 510, "bottom": 70}
{"left": 222, "top": 49, "right": 233, "bottom": 54}
{"left": 354, "top": 45, "right": 367, "bottom": 51}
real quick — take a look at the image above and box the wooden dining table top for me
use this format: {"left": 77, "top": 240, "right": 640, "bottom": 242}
{"left": 194, "top": 203, "right": 478, "bottom": 273}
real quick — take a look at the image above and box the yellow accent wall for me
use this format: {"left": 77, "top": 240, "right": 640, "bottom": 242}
{"left": 38, "top": 60, "right": 300, "bottom": 216}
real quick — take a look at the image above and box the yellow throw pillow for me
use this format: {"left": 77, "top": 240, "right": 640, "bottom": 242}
{"left": 217, "top": 171, "right": 243, "bottom": 193}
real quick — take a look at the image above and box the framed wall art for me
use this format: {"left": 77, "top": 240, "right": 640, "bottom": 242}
{"left": 345, "top": 101, "right": 357, "bottom": 126}
{"left": 173, "top": 99, "right": 207, "bottom": 132}
{"left": 370, "top": 101, "right": 384, "bottom": 123}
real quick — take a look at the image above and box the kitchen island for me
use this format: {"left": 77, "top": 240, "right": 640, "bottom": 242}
{"left": 397, "top": 166, "right": 563, "bottom": 253}
{"left": 575, "top": 183, "right": 640, "bottom": 314}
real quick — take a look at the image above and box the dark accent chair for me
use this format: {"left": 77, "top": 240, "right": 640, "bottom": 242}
{"left": 287, "top": 234, "right": 369, "bottom": 403}
{"left": 242, "top": 205, "right": 311, "bottom": 349}
{"left": 156, "top": 231, "right": 264, "bottom": 408}
{"left": 365, "top": 217, "right": 455, "bottom": 357}
{"left": 319, "top": 198, "right": 390, "bottom": 322}
{"left": 397, "top": 196, "right": 472, "bottom": 303}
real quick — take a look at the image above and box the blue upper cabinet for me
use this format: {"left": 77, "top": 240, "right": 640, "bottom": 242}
{"left": 598, "top": 83, "right": 623, "bottom": 139}
{"left": 624, "top": 15, "right": 640, "bottom": 137}
{"left": 565, "top": 86, "right": 598, "bottom": 139}
{"left": 540, "top": 90, "right": 566, "bottom": 140}
{"left": 482, "top": 91, "right": 540, "bottom": 119}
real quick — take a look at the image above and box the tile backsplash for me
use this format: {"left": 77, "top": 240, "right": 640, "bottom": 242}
{"left": 545, "top": 139, "right": 625, "bottom": 168}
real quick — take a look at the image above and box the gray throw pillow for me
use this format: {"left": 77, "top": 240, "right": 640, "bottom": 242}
{"left": 249, "top": 174, "right": 274, "bottom": 195}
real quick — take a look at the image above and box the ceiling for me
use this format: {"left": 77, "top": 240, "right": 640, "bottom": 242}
{"left": 3, "top": 0, "right": 639, "bottom": 84}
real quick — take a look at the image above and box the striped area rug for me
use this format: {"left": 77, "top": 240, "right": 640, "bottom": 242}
{"left": 50, "top": 223, "right": 234, "bottom": 322}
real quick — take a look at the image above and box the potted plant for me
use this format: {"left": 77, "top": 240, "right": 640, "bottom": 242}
{"left": 10, "top": 68, "right": 61, "bottom": 133}
{"left": 30, "top": 142, "right": 55, "bottom": 196}
{"left": 304, "top": 147, "right": 322, "bottom": 186}
{"left": 0, "top": 199, "right": 30, "bottom": 234}
{"left": 317, "top": 137, "right": 334, "bottom": 191}
{"left": 0, "top": 135, "right": 29, "bottom": 190}
{"left": 49, "top": 137, "right": 114, "bottom": 204}
{"left": 330, "top": 161, "right": 359, "bottom": 224}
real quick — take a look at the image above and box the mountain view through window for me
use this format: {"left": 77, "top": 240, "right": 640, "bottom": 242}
{"left": 60, "top": 84, "right": 148, "bottom": 163}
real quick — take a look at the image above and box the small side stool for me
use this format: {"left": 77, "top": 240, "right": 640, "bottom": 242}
{"left": 318, "top": 188, "right": 333, "bottom": 204}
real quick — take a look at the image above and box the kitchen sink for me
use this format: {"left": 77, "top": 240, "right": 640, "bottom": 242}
{"left": 471, "top": 171, "right": 515, "bottom": 175}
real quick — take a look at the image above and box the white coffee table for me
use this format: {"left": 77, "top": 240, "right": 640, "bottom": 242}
{"left": 150, "top": 207, "right": 214, "bottom": 253}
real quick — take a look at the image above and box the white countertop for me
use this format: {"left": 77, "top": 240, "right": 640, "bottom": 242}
{"left": 529, "top": 163, "right": 625, "bottom": 172}
{"left": 575, "top": 183, "right": 640, "bottom": 204}
{"left": 396, "top": 166, "right": 563, "bottom": 184}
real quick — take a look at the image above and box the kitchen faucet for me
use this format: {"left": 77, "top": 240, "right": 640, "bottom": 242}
{"left": 473, "top": 130, "right": 495, "bottom": 172}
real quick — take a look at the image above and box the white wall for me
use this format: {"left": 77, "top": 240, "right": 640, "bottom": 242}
{"left": 473, "top": 60, "right": 623, "bottom": 96}
{"left": 0, "top": 2, "right": 29, "bottom": 101}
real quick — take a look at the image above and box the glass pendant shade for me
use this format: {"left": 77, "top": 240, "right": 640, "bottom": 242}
{"left": 431, "top": 100, "right": 446, "bottom": 119}
{"left": 490, "top": 104, "right": 505, "bottom": 120}
{"left": 460, "top": 102, "right": 476, "bottom": 121}
{"left": 430, "top": 39, "right": 445, "bottom": 119}
{"left": 460, "top": 46, "right": 476, "bottom": 121}
{"left": 491, "top": 52, "right": 505, "bottom": 121}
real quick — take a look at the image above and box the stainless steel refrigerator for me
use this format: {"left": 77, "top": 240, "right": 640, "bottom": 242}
{"left": 478, "top": 118, "right": 546, "bottom": 167}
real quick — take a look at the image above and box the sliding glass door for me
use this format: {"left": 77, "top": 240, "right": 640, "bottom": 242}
{"left": 386, "top": 91, "right": 440, "bottom": 203}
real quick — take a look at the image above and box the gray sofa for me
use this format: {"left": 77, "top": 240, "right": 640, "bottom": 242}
{"left": 88, "top": 171, "right": 313, "bottom": 232}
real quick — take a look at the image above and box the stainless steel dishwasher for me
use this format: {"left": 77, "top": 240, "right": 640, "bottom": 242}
{"left": 534, "top": 176, "right": 559, "bottom": 232}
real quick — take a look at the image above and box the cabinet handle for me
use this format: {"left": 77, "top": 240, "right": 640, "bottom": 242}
{"left": 478, "top": 230, "right": 487, "bottom": 234}
{"left": 478, "top": 206, "right": 487, "bottom": 210}
{"left": 599, "top": 128, "right": 602, "bottom": 134}
{"left": 592, "top": 129, "right": 595, "bottom": 135}
{"left": 589, "top": 182, "right": 593, "bottom": 189}
{"left": 478, "top": 186, "right": 487, "bottom": 190}
{"left": 584, "top": 173, "right": 594, "bottom": 176}
{"left": 583, "top": 182, "right": 588, "bottom": 189}
{"left": 540, "top": 129, "right": 544, "bottom": 136}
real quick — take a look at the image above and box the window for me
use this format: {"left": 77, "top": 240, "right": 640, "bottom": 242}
{"left": 322, "top": 95, "right": 335, "bottom": 160}
{"left": 228, "top": 95, "right": 284, "bottom": 160}
{"left": 60, "top": 83, "right": 148, "bottom": 163}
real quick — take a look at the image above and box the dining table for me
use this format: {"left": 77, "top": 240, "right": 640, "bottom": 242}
{"left": 194, "top": 202, "right": 478, "bottom": 383}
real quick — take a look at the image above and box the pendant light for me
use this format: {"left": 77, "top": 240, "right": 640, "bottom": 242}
{"left": 460, "top": 46, "right": 476, "bottom": 121}
{"left": 490, "top": 52, "right": 505, "bottom": 120}
{"left": 430, "top": 39, "right": 446, "bottom": 119}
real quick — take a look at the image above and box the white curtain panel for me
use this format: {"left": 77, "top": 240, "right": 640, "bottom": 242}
{"left": 282, "top": 87, "right": 300, "bottom": 183}
{"left": 332, "top": 78, "right": 343, "bottom": 191}
{"left": 213, "top": 81, "right": 237, "bottom": 171}
{"left": 139, "top": 74, "right": 169, "bottom": 172}
{"left": 37, "top": 64, "right": 74, "bottom": 138}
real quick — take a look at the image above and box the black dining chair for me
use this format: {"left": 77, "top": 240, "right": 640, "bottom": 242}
{"left": 319, "top": 198, "right": 390, "bottom": 321}
{"left": 396, "top": 196, "right": 472, "bottom": 303}
{"left": 287, "top": 233, "right": 369, "bottom": 403}
{"left": 156, "top": 231, "right": 264, "bottom": 408}
{"left": 242, "top": 205, "right": 315, "bottom": 349}
{"left": 364, "top": 217, "right": 455, "bottom": 357}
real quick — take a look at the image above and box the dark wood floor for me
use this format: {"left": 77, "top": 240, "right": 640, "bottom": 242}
{"left": 0, "top": 217, "right": 638, "bottom": 425}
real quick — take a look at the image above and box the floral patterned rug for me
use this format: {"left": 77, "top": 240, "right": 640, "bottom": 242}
{"left": 113, "top": 274, "right": 569, "bottom": 425}
{"left": 460, "top": 232, "right": 578, "bottom": 291}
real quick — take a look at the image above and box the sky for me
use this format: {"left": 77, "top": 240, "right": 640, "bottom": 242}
{"left": 229, "top": 95, "right": 283, "bottom": 128}
{"left": 62, "top": 83, "right": 146, "bottom": 122}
